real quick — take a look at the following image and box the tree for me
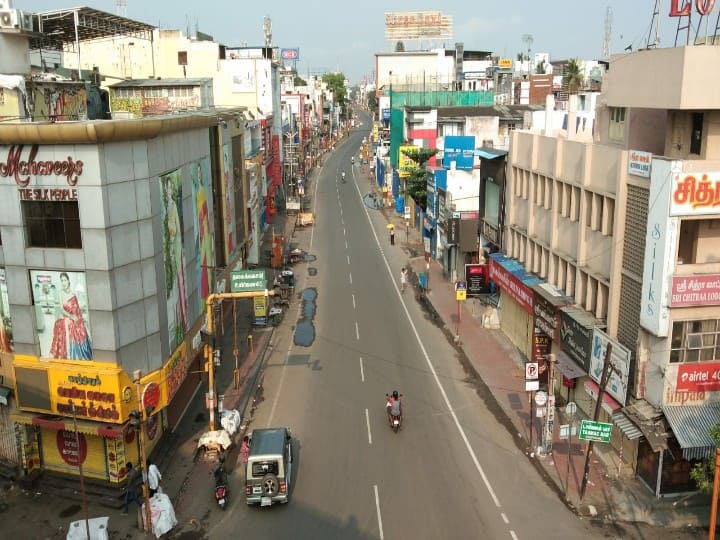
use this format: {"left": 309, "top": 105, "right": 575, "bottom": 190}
{"left": 366, "top": 92, "right": 378, "bottom": 114}
{"left": 536, "top": 59, "right": 546, "bottom": 74}
{"left": 294, "top": 75, "right": 307, "bottom": 86}
{"left": 322, "top": 72, "right": 348, "bottom": 117}
{"left": 690, "top": 423, "right": 720, "bottom": 493}
{"left": 399, "top": 147, "right": 438, "bottom": 209}
{"left": 563, "top": 58, "right": 585, "bottom": 94}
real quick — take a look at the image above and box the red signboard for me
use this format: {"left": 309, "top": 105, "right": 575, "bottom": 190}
{"left": 57, "top": 429, "right": 88, "bottom": 466}
{"left": 677, "top": 361, "right": 720, "bottom": 392}
{"left": 669, "top": 0, "right": 715, "bottom": 17}
{"left": 670, "top": 274, "right": 720, "bottom": 307}
{"left": 488, "top": 257, "right": 534, "bottom": 313}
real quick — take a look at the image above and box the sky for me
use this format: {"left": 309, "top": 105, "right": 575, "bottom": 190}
{"left": 16, "top": 0, "right": 704, "bottom": 83}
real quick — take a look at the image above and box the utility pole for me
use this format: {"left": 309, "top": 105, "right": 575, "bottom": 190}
{"left": 543, "top": 354, "right": 557, "bottom": 454}
{"left": 580, "top": 343, "right": 613, "bottom": 500}
{"left": 709, "top": 446, "right": 720, "bottom": 540}
{"left": 70, "top": 403, "right": 91, "bottom": 540}
{"left": 132, "top": 373, "right": 152, "bottom": 533}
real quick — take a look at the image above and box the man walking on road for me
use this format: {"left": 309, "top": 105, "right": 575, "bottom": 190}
{"left": 400, "top": 267, "right": 408, "bottom": 292}
{"left": 390, "top": 226, "right": 395, "bottom": 245}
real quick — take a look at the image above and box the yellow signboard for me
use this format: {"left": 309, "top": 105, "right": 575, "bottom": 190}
{"left": 399, "top": 144, "right": 418, "bottom": 179}
{"left": 254, "top": 295, "right": 268, "bottom": 317}
{"left": 13, "top": 355, "right": 137, "bottom": 424}
{"left": 163, "top": 342, "right": 188, "bottom": 405}
{"left": 456, "top": 290, "right": 467, "bottom": 301}
{"left": 498, "top": 58, "right": 513, "bottom": 70}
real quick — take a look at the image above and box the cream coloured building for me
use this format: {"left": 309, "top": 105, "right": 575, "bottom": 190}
{"left": 506, "top": 45, "right": 720, "bottom": 496}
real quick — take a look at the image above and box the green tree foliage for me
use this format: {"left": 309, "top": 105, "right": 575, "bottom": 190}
{"left": 322, "top": 72, "right": 348, "bottom": 117}
{"left": 563, "top": 58, "right": 585, "bottom": 94}
{"left": 294, "top": 75, "right": 307, "bottom": 86}
{"left": 366, "top": 92, "right": 378, "bottom": 114}
{"left": 399, "top": 147, "right": 438, "bottom": 209}
{"left": 690, "top": 423, "right": 720, "bottom": 493}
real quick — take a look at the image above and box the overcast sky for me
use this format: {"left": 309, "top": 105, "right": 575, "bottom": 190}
{"left": 17, "top": 0, "right": 705, "bottom": 83}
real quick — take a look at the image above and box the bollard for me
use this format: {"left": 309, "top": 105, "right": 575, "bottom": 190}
{"left": 247, "top": 334, "right": 254, "bottom": 353}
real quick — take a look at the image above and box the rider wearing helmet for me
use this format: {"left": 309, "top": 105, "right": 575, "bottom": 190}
{"left": 351, "top": 156, "right": 355, "bottom": 164}
{"left": 341, "top": 171, "right": 346, "bottom": 182}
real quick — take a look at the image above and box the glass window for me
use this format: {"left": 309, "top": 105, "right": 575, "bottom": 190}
{"left": 22, "top": 201, "right": 81, "bottom": 249}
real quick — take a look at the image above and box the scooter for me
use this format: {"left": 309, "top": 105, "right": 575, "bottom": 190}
{"left": 214, "top": 464, "right": 229, "bottom": 509}
{"left": 385, "top": 394, "right": 403, "bottom": 433}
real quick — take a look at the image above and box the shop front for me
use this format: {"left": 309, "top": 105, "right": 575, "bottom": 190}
{"left": 557, "top": 307, "right": 598, "bottom": 416}
{"left": 531, "top": 283, "right": 572, "bottom": 387}
{"left": 11, "top": 356, "right": 164, "bottom": 484}
{"left": 488, "top": 253, "right": 541, "bottom": 360}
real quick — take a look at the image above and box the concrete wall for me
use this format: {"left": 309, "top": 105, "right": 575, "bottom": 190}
{"left": 0, "top": 34, "right": 30, "bottom": 74}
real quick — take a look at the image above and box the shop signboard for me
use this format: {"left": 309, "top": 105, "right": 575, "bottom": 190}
{"left": 676, "top": 361, "right": 720, "bottom": 392}
{"left": 670, "top": 171, "right": 720, "bottom": 217}
{"left": 443, "top": 136, "right": 475, "bottom": 170}
{"left": 488, "top": 254, "right": 536, "bottom": 314}
{"left": 231, "top": 269, "right": 266, "bottom": 292}
{"left": 579, "top": 420, "right": 612, "bottom": 442}
{"left": 465, "top": 264, "right": 488, "bottom": 296}
{"left": 628, "top": 150, "right": 652, "bottom": 178}
{"left": 669, "top": 274, "right": 720, "bottom": 307}
{"left": 534, "top": 291, "right": 559, "bottom": 341}
{"left": 588, "top": 328, "right": 631, "bottom": 405}
{"left": 559, "top": 308, "right": 593, "bottom": 372}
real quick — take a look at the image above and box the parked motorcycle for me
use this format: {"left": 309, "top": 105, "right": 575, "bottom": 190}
{"left": 214, "top": 460, "right": 229, "bottom": 510}
{"left": 385, "top": 392, "right": 403, "bottom": 433}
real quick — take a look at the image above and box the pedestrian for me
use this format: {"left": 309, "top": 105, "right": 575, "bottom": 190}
{"left": 390, "top": 227, "right": 395, "bottom": 245}
{"left": 240, "top": 436, "right": 250, "bottom": 469}
{"left": 121, "top": 462, "right": 142, "bottom": 515}
{"left": 144, "top": 458, "right": 162, "bottom": 497}
{"left": 400, "top": 267, "right": 408, "bottom": 292}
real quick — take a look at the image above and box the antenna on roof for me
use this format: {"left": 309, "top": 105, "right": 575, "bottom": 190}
{"left": 603, "top": 6, "right": 612, "bottom": 59}
{"left": 116, "top": 0, "right": 127, "bottom": 17}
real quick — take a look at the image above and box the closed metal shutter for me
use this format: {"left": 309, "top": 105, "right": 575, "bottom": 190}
{"left": 0, "top": 405, "right": 20, "bottom": 465}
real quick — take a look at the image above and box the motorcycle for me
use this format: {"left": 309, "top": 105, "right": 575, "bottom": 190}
{"left": 385, "top": 393, "right": 403, "bottom": 433}
{"left": 214, "top": 463, "right": 229, "bottom": 509}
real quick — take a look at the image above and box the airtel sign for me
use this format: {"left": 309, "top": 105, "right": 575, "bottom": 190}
{"left": 669, "top": 0, "right": 715, "bottom": 16}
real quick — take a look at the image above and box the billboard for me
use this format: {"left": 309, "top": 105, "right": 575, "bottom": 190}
{"left": 444, "top": 136, "right": 475, "bottom": 170}
{"left": 160, "top": 169, "right": 189, "bottom": 351}
{"left": 191, "top": 158, "right": 214, "bottom": 315}
{"left": 588, "top": 328, "right": 631, "bottom": 406}
{"left": 670, "top": 171, "right": 720, "bottom": 216}
{"left": 280, "top": 48, "right": 300, "bottom": 60}
{"left": 384, "top": 11, "right": 453, "bottom": 40}
{"left": 398, "top": 145, "right": 418, "bottom": 178}
{"left": 30, "top": 270, "right": 92, "bottom": 360}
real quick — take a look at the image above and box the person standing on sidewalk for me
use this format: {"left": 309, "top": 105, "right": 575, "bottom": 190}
{"left": 121, "top": 462, "right": 142, "bottom": 515}
{"left": 144, "top": 458, "right": 162, "bottom": 497}
{"left": 240, "top": 435, "right": 250, "bottom": 475}
{"left": 400, "top": 267, "right": 408, "bottom": 292}
{"left": 390, "top": 227, "right": 395, "bottom": 245}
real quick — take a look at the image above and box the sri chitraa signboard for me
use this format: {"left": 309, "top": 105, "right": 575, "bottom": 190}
{"left": 443, "top": 136, "right": 475, "bottom": 170}
{"left": 628, "top": 150, "right": 652, "bottom": 178}
{"left": 670, "top": 171, "right": 720, "bottom": 216}
{"left": 670, "top": 275, "right": 720, "bottom": 307}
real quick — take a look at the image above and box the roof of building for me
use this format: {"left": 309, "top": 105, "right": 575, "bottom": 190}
{"left": 108, "top": 78, "right": 213, "bottom": 88}
{"left": 435, "top": 104, "right": 543, "bottom": 121}
{"left": 30, "top": 6, "right": 155, "bottom": 51}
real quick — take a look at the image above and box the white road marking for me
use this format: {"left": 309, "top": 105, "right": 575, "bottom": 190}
{"left": 510, "top": 531, "right": 518, "bottom": 540}
{"left": 366, "top": 408, "right": 372, "bottom": 445}
{"left": 345, "top": 240, "right": 348, "bottom": 249}
{"left": 355, "top": 321, "right": 360, "bottom": 340}
{"left": 352, "top": 294, "right": 356, "bottom": 309}
{"left": 374, "top": 485, "right": 384, "bottom": 540}
{"left": 501, "top": 513, "right": 509, "bottom": 524}
{"left": 343, "top": 227, "right": 346, "bottom": 236}
{"left": 267, "top": 342, "right": 293, "bottom": 426}
{"left": 356, "top": 177, "right": 504, "bottom": 509}
{"left": 359, "top": 357, "right": 364, "bottom": 382}
{"left": 347, "top": 255, "right": 351, "bottom": 265}
{"left": 349, "top": 272, "right": 353, "bottom": 285}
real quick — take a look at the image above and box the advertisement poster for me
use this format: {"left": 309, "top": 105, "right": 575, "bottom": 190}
{"left": 160, "top": 169, "right": 189, "bottom": 351}
{"left": 222, "top": 144, "right": 235, "bottom": 261}
{"left": 30, "top": 270, "right": 92, "bottom": 360}
{"left": 191, "top": 158, "right": 215, "bottom": 315}
{"left": 0, "top": 268, "right": 13, "bottom": 352}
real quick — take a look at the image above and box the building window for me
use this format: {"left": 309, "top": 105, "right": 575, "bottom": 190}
{"left": 22, "top": 201, "right": 81, "bottom": 249}
{"left": 670, "top": 319, "right": 720, "bottom": 363}
{"left": 609, "top": 107, "right": 626, "bottom": 142}
{"left": 690, "top": 112, "right": 703, "bottom": 155}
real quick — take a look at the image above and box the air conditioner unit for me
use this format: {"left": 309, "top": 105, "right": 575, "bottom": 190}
{"left": 0, "top": 1, "right": 13, "bottom": 11}
{"left": 18, "top": 10, "right": 34, "bottom": 31}
{"left": 0, "top": 8, "right": 18, "bottom": 29}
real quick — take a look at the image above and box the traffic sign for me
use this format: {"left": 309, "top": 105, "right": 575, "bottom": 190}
{"left": 456, "top": 289, "right": 467, "bottom": 301}
{"left": 534, "top": 391, "right": 548, "bottom": 406}
{"left": 565, "top": 401, "right": 577, "bottom": 418}
{"left": 525, "top": 362, "right": 539, "bottom": 380}
{"left": 455, "top": 281, "right": 467, "bottom": 291}
{"left": 231, "top": 269, "right": 266, "bottom": 292}
{"left": 525, "top": 380, "right": 539, "bottom": 391}
{"left": 578, "top": 419, "right": 613, "bottom": 442}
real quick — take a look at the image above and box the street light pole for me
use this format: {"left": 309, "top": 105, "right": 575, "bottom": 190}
{"left": 133, "top": 373, "right": 152, "bottom": 534}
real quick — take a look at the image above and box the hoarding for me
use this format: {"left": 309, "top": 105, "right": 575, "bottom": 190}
{"left": 384, "top": 11, "right": 453, "bottom": 40}
{"left": 670, "top": 171, "right": 720, "bottom": 216}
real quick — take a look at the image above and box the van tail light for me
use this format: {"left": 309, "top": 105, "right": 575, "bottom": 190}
{"left": 245, "top": 485, "right": 251, "bottom": 495}
{"left": 279, "top": 481, "right": 286, "bottom": 493}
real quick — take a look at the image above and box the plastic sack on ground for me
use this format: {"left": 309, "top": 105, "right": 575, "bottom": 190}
{"left": 197, "top": 429, "right": 232, "bottom": 451}
{"left": 66, "top": 516, "right": 109, "bottom": 540}
{"left": 220, "top": 409, "right": 241, "bottom": 437}
{"left": 142, "top": 492, "right": 177, "bottom": 539}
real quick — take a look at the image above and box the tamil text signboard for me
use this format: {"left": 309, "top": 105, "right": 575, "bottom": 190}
{"left": 579, "top": 420, "right": 612, "bottom": 442}
{"left": 670, "top": 171, "right": 720, "bottom": 217}
{"left": 384, "top": 11, "right": 453, "bottom": 40}
{"left": 231, "top": 269, "right": 266, "bottom": 292}
{"left": 669, "top": 274, "right": 720, "bottom": 307}
{"left": 628, "top": 150, "right": 652, "bottom": 178}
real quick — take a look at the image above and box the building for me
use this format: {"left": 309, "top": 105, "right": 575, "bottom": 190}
{"left": 506, "top": 44, "right": 720, "bottom": 496}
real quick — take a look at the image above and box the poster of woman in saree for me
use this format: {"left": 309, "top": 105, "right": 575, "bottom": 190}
{"left": 161, "top": 170, "right": 189, "bottom": 350}
{"left": 0, "top": 269, "right": 13, "bottom": 353}
{"left": 192, "top": 158, "right": 214, "bottom": 314}
{"left": 31, "top": 270, "right": 92, "bottom": 360}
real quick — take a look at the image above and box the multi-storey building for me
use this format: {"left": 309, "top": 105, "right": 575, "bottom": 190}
{"left": 505, "top": 45, "right": 720, "bottom": 496}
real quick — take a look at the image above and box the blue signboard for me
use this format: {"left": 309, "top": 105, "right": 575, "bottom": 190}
{"left": 444, "top": 136, "right": 475, "bottom": 170}
{"left": 382, "top": 108, "right": 391, "bottom": 120}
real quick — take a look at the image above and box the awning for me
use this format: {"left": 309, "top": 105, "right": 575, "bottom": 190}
{"left": 555, "top": 350, "right": 586, "bottom": 380}
{"left": 662, "top": 403, "right": 720, "bottom": 460}
{"left": 622, "top": 400, "right": 668, "bottom": 453}
{"left": 10, "top": 410, "right": 126, "bottom": 439}
{"left": 0, "top": 385, "right": 11, "bottom": 406}
{"left": 583, "top": 379, "right": 621, "bottom": 415}
{"left": 611, "top": 410, "right": 643, "bottom": 440}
